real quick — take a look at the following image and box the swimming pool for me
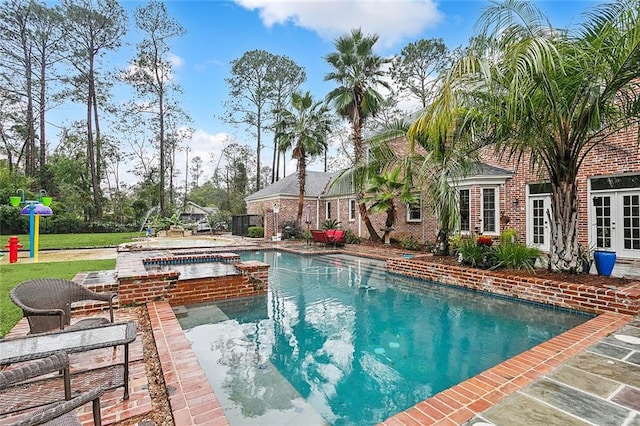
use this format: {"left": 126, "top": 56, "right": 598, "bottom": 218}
{"left": 177, "top": 251, "right": 589, "bottom": 425}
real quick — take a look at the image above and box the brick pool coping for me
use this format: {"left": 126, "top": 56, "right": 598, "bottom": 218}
{"left": 146, "top": 294, "right": 633, "bottom": 425}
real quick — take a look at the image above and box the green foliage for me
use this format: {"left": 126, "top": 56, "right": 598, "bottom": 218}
{"left": 321, "top": 219, "right": 340, "bottom": 230}
{"left": 448, "top": 233, "right": 463, "bottom": 253}
{"left": 247, "top": 226, "right": 264, "bottom": 238}
{"left": 491, "top": 243, "right": 540, "bottom": 272}
{"left": 458, "top": 235, "right": 541, "bottom": 271}
{"left": 500, "top": 228, "right": 519, "bottom": 244}
{"left": 457, "top": 236, "right": 491, "bottom": 268}
{"left": 400, "top": 236, "right": 422, "bottom": 251}
{"left": 0, "top": 205, "right": 28, "bottom": 234}
{"left": 344, "top": 229, "right": 361, "bottom": 244}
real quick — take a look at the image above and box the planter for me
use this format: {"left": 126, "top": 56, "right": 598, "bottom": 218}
{"left": 594, "top": 250, "right": 616, "bottom": 277}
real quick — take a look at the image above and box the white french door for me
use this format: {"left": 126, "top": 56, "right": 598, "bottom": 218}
{"left": 527, "top": 196, "right": 551, "bottom": 252}
{"left": 591, "top": 191, "right": 640, "bottom": 259}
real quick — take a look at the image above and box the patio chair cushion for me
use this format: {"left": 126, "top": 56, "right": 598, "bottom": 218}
{"left": 10, "top": 279, "right": 116, "bottom": 335}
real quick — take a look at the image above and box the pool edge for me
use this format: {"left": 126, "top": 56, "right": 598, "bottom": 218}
{"left": 148, "top": 300, "right": 633, "bottom": 426}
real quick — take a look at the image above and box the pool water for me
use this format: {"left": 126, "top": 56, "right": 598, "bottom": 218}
{"left": 178, "top": 251, "right": 589, "bottom": 425}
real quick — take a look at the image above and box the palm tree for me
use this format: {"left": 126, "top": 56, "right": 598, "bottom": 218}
{"left": 275, "top": 91, "right": 333, "bottom": 224}
{"left": 325, "top": 28, "right": 391, "bottom": 242}
{"left": 363, "top": 166, "right": 416, "bottom": 244}
{"left": 424, "top": 0, "right": 640, "bottom": 271}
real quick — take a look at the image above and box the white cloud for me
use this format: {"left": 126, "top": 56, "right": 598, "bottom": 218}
{"left": 168, "top": 53, "right": 185, "bottom": 68}
{"left": 234, "top": 0, "right": 443, "bottom": 49}
{"left": 179, "top": 130, "right": 232, "bottom": 182}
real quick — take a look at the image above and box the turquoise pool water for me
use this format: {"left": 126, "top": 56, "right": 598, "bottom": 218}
{"left": 178, "top": 251, "right": 589, "bottom": 425}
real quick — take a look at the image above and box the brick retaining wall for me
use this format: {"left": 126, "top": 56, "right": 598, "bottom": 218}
{"left": 387, "top": 258, "right": 640, "bottom": 315}
{"left": 116, "top": 261, "right": 269, "bottom": 307}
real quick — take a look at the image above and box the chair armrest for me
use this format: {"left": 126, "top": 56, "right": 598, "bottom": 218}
{"left": 12, "top": 387, "right": 104, "bottom": 426}
{"left": 71, "top": 288, "right": 117, "bottom": 323}
{"left": 0, "top": 353, "right": 68, "bottom": 389}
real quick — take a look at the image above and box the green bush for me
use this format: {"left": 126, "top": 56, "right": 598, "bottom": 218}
{"left": 247, "top": 226, "right": 264, "bottom": 238}
{"left": 457, "top": 236, "right": 492, "bottom": 268}
{"left": 0, "top": 205, "right": 28, "bottom": 234}
{"left": 400, "top": 236, "right": 422, "bottom": 251}
{"left": 321, "top": 219, "right": 340, "bottom": 230}
{"left": 500, "top": 228, "right": 519, "bottom": 244}
{"left": 492, "top": 242, "right": 540, "bottom": 271}
{"left": 344, "top": 229, "right": 361, "bottom": 244}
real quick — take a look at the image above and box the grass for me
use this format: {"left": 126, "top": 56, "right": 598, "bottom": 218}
{"left": 0, "top": 232, "right": 140, "bottom": 251}
{"left": 0, "top": 259, "right": 116, "bottom": 337}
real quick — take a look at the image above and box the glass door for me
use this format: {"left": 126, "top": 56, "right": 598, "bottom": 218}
{"left": 620, "top": 192, "right": 640, "bottom": 258}
{"left": 592, "top": 195, "right": 614, "bottom": 250}
{"left": 528, "top": 196, "right": 550, "bottom": 252}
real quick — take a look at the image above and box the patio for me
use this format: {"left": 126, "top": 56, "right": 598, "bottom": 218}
{"left": 1, "top": 240, "right": 639, "bottom": 425}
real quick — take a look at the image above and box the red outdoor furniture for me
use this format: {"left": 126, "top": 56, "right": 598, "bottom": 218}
{"left": 331, "top": 229, "right": 346, "bottom": 246}
{"left": 311, "top": 229, "right": 346, "bottom": 247}
{"left": 311, "top": 230, "right": 330, "bottom": 246}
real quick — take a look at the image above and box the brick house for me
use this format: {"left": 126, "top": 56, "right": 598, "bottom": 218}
{"left": 245, "top": 125, "right": 640, "bottom": 261}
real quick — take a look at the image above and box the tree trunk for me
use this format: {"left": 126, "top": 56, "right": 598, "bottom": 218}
{"left": 548, "top": 178, "right": 580, "bottom": 272}
{"left": 271, "top": 135, "right": 277, "bottom": 183}
{"left": 297, "top": 152, "right": 306, "bottom": 225}
{"left": 38, "top": 54, "right": 46, "bottom": 173}
{"left": 87, "top": 58, "right": 102, "bottom": 221}
{"left": 352, "top": 107, "right": 380, "bottom": 242}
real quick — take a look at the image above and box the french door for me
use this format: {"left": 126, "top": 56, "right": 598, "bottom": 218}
{"left": 527, "top": 196, "right": 550, "bottom": 252}
{"left": 591, "top": 191, "right": 640, "bottom": 259}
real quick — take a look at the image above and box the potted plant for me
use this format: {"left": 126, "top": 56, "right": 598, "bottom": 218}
{"left": 593, "top": 249, "right": 616, "bottom": 276}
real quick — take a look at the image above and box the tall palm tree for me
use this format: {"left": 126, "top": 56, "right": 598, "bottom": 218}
{"left": 275, "top": 91, "right": 333, "bottom": 224}
{"left": 325, "top": 28, "right": 391, "bottom": 242}
{"left": 423, "top": 0, "right": 640, "bottom": 271}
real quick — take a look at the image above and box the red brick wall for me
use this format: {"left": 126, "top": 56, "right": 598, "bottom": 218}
{"left": 115, "top": 262, "right": 270, "bottom": 306}
{"left": 387, "top": 258, "right": 639, "bottom": 316}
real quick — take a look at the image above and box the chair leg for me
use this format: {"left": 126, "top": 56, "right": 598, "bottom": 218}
{"left": 93, "top": 397, "right": 102, "bottom": 426}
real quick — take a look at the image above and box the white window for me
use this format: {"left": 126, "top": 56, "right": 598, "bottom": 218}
{"left": 407, "top": 197, "right": 422, "bottom": 222}
{"left": 326, "top": 201, "right": 332, "bottom": 220}
{"left": 481, "top": 187, "right": 499, "bottom": 234}
{"left": 459, "top": 189, "right": 470, "bottom": 232}
{"left": 349, "top": 199, "right": 357, "bottom": 221}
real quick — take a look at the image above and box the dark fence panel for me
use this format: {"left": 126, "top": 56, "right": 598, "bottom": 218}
{"left": 232, "top": 215, "right": 263, "bottom": 237}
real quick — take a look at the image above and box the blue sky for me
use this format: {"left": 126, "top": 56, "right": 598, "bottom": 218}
{"left": 51, "top": 0, "right": 596, "bottom": 184}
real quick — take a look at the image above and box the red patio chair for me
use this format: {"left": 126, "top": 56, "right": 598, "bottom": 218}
{"left": 311, "top": 230, "right": 330, "bottom": 246}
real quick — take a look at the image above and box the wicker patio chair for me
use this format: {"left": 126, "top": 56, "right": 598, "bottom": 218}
{"left": 10, "top": 279, "right": 116, "bottom": 334}
{"left": 0, "top": 352, "right": 103, "bottom": 426}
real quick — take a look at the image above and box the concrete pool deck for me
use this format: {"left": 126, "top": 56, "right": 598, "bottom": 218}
{"left": 2, "top": 238, "right": 639, "bottom": 425}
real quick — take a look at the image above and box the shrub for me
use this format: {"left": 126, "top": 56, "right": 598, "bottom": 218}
{"left": 492, "top": 242, "right": 541, "bottom": 271}
{"left": 247, "top": 226, "right": 264, "bottom": 238}
{"left": 500, "top": 228, "right": 519, "bottom": 244}
{"left": 400, "top": 236, "right": 422, "bottom": 251}
{"left": 321, "top": 219, "right": 340, "bottom": 230}
{"left": 344, "top": 229, "right": 361, "bottom": 244}
{"left": 458, "top": 236, "right": 492, "bottom": 268}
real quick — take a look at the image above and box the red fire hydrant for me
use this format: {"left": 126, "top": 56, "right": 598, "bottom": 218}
{"left": 4, "top": 236, "right": 22, "bottom": 263}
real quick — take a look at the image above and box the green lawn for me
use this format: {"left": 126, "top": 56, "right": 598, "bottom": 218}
{"left": 0, "top": 232, "right": 131, "bottom": 337}
{"left": 0, "top": 232, "right": 140, "bottom": 251}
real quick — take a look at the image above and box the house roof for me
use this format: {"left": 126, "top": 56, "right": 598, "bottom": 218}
{"left": 467, "top": 162, "right": 513, "bottom": 177}
{"left": 245, "top": 162, "right": 512, "bottom": 202}
{"left": 245, "top": 171, "right": 334, "bottom": 201}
